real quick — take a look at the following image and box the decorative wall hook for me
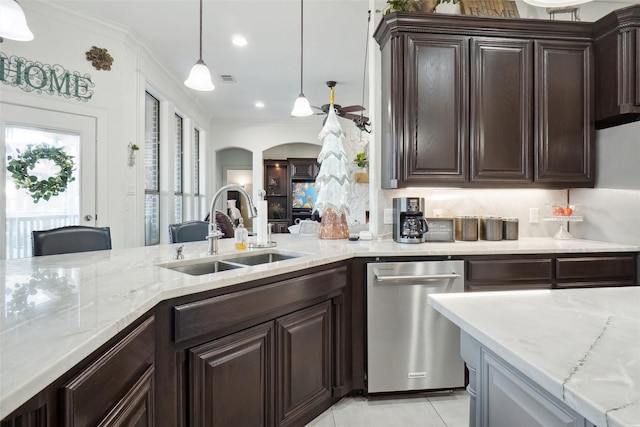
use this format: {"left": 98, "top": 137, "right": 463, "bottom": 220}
{"left": 86, "top": 46, "right": 114, "bottom": 71}
{"left": 128, "top": 143, "right": 139, "bottom": 167}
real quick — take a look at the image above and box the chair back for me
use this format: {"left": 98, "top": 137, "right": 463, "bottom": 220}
{"left": 32, "top": 226, "right": 112, "bottom": 256}
{"left": 214, "top": 211, "right": 235, "bottom": 238}
{"left": 168, "top": 220, "right": 209, "bottom": 243}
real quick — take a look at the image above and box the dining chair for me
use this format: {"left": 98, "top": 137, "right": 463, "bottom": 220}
{"left": 32, "top": 225, "right": 112, "bottom": 256}
{"left": 202, "top": 210, "right": 236, "bottom": 239}
{"left": 168, "top": 220, "right": 209, "bottom": 243}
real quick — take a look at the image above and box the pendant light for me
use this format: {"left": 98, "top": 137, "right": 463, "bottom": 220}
{"left": 0, "top": 0, "right": 34, "bottom": 42}
{"left": 184, "top": 0, "right": 214, "bottom": 91}
{"left": 522, "top": 0, "right": 591, "bottom": 7}
{"left": 291, "top": 0, "right": 313, "bottom": 117}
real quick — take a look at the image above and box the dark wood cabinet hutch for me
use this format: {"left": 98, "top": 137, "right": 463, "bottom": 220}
{"left": 374, "top": 12, "right": 595, "bottom": 189}
{"left": 594, "top": 5, "right": 640, "bottom": 129}
{"left": 264, "top": 158, "right": 320, "bottom": 233}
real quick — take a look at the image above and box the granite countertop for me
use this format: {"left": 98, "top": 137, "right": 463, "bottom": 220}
{"left": 1, "top": 236, "right": 638, "bottom": 419}
{"left": 429, "top": 287, "right": 640, "bottom": 427}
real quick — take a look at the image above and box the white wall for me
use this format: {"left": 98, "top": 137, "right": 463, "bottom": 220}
{"left": 571, "top": 122, "right": 640, "bottom": 245}
{"left": 1, "top": 2, "right": 211, "bottom": 249}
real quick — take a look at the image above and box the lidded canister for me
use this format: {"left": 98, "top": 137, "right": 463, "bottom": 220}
{"left": 454, "top": 216, "right": 478, "bottom": 241}
{"left": 502, "top": 217, "right": 519, "bottom": 240}
{"left": 480, "top": 216, "right": 503, "bottom": 241}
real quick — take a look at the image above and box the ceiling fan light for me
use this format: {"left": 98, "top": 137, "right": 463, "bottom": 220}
{"left": 184, "top": 59, "right": 215, "bottom": 91}
{"left": 291, "top": 94, "right": 313, "bottom": 117}
{"left": 522, "top": 0, "right": 592, "bottom": 7}
{"left": 0, "top": 0, "right": 34, "bottom": 41}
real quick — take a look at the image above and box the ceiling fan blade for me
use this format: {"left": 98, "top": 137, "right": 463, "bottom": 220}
{"left": 339, "top": 105, "right": 365, "bottom": 113}
{"left": 343, "top": 112, "right": 369, "bottom": 122}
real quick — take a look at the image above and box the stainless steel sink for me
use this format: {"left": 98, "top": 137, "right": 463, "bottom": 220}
{"left": 159, "top": 250, "right": 305, "bottom": 276}
{"left": 167, "top": 260, "right": 244, "bottom": 276}
{"left": 222, "top": 252, "right": 299, "bottom": 266}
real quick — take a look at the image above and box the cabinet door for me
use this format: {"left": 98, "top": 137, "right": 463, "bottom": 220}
{"left": 470, "top": 38, "right": 533, "bottom": 183}
{"left": 61, "top": 317, "right": 155, "bottom": 427}
{"left": 276, "top": 302, "right": 332, "bottom": 427}
{"left": 189, "top": 322, "right": 275, "bottom": 427}
{"left": 404, "top": 34, "right": 469, "bottom": 185}
{"left": 288, "top": 158, "right": 318, "bottom": 180}
{"left": 535, "top": 40, "right": 594, "bottom": 186}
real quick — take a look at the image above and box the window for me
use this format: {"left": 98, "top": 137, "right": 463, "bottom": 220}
{"left": 144, "top": 92, "right": 160, "bottom": 245}
{"left": 174, "top": 113, "right": 183, "bottom": 223}
{"left": 193, "top": 128, "right": 202, "bottom": 219}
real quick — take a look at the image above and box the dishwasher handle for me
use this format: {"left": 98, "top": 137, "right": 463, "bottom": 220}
{"left": 375, "top": 273, "right": 461, "bottom": 282}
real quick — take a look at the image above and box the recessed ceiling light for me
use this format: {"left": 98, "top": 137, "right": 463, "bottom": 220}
{"left": 255, "top": 101, "right": 265, "bottom": 108}
{"left": 232, "top": 35, "right": 247, "bottom": 47}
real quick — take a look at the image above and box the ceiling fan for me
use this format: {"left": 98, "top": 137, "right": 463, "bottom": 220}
{"left": 314, "top": 81, "right": 371, "bottom": 133}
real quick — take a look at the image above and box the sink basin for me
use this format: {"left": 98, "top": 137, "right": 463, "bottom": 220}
{"left": 167, "top": 260, "right": 244, "bottom": 276}
{"left": 222, "top": 252, "right": 299, "bottom": 266}
{"left": 159, "top": 250, "right": 306, "bottom": 276}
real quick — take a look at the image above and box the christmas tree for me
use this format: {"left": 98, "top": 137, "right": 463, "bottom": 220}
{"left": 315, "top": 94, "right": 351, "bottom": 239}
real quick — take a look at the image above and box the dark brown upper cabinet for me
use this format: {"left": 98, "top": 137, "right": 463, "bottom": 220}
{"left": 535, "top": 40, "right": 594, "bottom": 185}
{"left": 374, "top": 12, "right": 594, "bottom": 189}
{"left": 470, "top": 38, "right": 533, "bottom": 183}
{"left": 594, "top": 5, "right": 640, "bottom": 129}
{"left": 289, "top": 158, "right": 319, "bottom": 180}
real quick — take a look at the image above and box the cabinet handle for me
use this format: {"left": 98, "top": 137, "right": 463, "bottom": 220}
{"left": 375, "top": 273, "right": 461, "bottom": 282}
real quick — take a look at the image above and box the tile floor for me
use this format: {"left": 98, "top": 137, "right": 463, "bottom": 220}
{"left": 306, "top": 389, "right": 470, "bottom": 427}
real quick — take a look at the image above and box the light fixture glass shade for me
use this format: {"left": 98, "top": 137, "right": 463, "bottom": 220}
{"left": 522, "top": 0, "right": 592, "bottom": 7}
{"left": 291, "top": 94, "right": 313, "bottom": 117}
{"left": 0, "top": 0, "right": 34, "bottom": 41}
{"left": 184, "top": 59, "right": 215, "bottom": 91}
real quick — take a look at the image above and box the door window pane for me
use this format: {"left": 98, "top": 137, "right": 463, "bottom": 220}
{"left": 4, "top": 126, "right": 80, "bottom": 259}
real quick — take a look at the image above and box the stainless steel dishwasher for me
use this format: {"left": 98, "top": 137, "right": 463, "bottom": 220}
{"left": 367, "top": 260, "right": 465, "bottom": 393}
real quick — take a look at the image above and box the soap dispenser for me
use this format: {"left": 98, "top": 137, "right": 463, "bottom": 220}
{"left": 234, "top": 218, "right": 248, "bottom": 250}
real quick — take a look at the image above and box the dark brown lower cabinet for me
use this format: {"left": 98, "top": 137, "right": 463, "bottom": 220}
{"left": 187, "top": 301, "right": 334, "bottom": 427}
{"left": 189, "top": 322, "right": 275, "bottom": 427}
{"left": 465, "top": 253, "right": 637, "bottom": 292}
{"left": 61, "top": 316, "right": 155, "bottom": 427}
{"left": 276, "top": 302, "right": 332, "bottom": 427}
{"left": 1, "top": 315, "right": 156, "bottom": 427}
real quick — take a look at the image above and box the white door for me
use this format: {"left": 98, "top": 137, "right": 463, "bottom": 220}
{"left": 1, "top": 103, "right": 97, "bottom": 259}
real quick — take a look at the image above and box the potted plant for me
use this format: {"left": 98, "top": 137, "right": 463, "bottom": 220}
{"left": 354, "top": 152, "right": 370, "bottom": 183}
{"left": 378, "top": 0, "right": 459, "bottom": 14}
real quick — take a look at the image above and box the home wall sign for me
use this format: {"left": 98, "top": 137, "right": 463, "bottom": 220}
{"left": 0, "top": 52, "right": 94, "bottom": 101}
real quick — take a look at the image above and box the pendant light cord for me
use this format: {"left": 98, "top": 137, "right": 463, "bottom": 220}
{"left": 199, "top": 0, "right": 204, "bottom": 60}
{"left": 299, "top": 0, "right": 304, "bottom": 94}
{"left": 360, "top": 10, "right": 371, "bottom": 120}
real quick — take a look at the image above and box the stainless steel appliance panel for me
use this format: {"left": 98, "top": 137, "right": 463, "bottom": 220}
{"left": 367, "top": 260, "right": 465, "bottom": 393}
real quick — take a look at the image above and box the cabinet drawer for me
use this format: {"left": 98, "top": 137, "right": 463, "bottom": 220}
{"left": 174, "top": 266, "right": 347, "bottom": 343}
{"left": 556, "top": 255, "right": 637, "bottom": 288}
{"left": 61, "top": 316, "right": 155, "bottom": 427}
{"left": 467, "top": 258, "right": 553, "bottom": 282}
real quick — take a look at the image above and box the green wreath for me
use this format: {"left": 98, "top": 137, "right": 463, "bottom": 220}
{"left": 6, "top": 143, "right": 76, "bottom": 203}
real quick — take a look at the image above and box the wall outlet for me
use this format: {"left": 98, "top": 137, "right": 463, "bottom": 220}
{"left": 383, "top": 209, "right": 394, "bottom": 224}
{"left": 529, "top": 207, "right": 539, "bottom": 224}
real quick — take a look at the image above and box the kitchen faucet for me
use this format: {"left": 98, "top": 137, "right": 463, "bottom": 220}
{"left": 207, "top": 184, "right": 258, "bottom": 255}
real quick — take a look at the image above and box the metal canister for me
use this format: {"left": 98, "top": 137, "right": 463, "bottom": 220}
{"left": 480, "top": 216, "right": 503, "bottom": 241}
{"left": 454, "top": 216, "right": 478, "bottom": 241}
{"left": 502, "top": 217, "right": 519, "bottom": 240}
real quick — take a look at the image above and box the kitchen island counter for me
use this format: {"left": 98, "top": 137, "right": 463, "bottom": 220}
{"left": 429, "top": 287, "right": 640, "bottom": 427}
{"left": 1, "top": 236, "right": 638, "bottom": 419}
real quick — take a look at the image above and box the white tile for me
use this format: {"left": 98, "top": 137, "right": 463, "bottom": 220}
{"left": 305, "top": 408, "right": 335, "bottom": 427}
{"left": 428, "top": 390, "right": 470, "bottom": 427}
{"left": 332, "top": 395, "right": 445, "bottom": 427}
{"left": 306, "top": 392, "right": 471, "bottom": 427}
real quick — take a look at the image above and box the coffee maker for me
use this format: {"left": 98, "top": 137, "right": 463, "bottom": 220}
{"left": 393, "top": 197, "right": 429, "bottom": 243}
